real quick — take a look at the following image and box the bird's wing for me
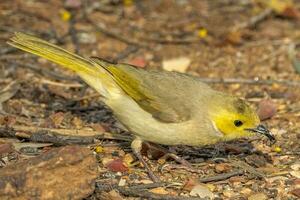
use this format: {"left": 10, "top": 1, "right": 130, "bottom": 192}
{"left": 91, "top": 57, "right": 191, "bottom": 123}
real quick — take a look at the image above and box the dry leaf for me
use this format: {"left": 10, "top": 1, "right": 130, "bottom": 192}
{"left": 183, "top": 178, "right": 198, "bottom": 191}
{"left": 226, "top": 31, "right": 242, "bottom": 45}
{"left": 71, "top": 117, "right": 83, "bottom": 129}
{"left": 49, "top": 112, "right": 65, "bottom": 128}
{"left": 162, "top": 57, "right": 191, "bottom": 73}
{"left": 0, "top": 143, "right": 14, "bottom": 155}
{"left": 128, "top": 57, "right": 147, "bottom": 68}
{"left": 223, "top": 190, "right": 236, "bottom": 198}
{"left": 290, "top": 171, "right": 300, "bottom": 178}
{"left": 91, "top": 123, "right": 106, "bottom": 132}
{"left": 291, "top": 163, "right": 300, "bottom": 171}
{"left": 248, "top": 192, "right": 267, "bottom": 200}
{"left": 215, "top": 163, "right": 232, "bottom": 173}
{"left": 291, "top": 188, "right": 300, "bottom": 198}
{"left": 100, "top": 190, "right": 124, "bottom": 200}
{"left": 149, "top": 187, "right": 169, "bottom": 195}
{"left": 189, "top": 183, "right": 214, "bottom": 199}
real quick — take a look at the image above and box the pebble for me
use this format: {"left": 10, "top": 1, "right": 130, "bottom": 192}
{"left": 248, "top": 192, "right": 267, "bottom": 200}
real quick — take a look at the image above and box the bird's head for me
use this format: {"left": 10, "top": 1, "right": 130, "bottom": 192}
{"left": 209, "top": 95, "right": 275, "bottom": 142}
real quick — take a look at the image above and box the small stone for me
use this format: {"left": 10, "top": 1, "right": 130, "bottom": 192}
{"left": 77, "top": 32, "right": 97, "bottom": 44}
{"left": 229, "top": 176, "right": 246, "bottom": 183}
{"left": 118, "top": 178, "right": 126, "bottom": 187}
{"left": 248, "top": 192, "right": 267, "bottom": 200}
{"left": 257, "top": 99, "right": 277, "bottom": 121}
{"left": 215, "top": 163, "right": 231, "bottom": 173}
{"left": 162, "top": 57, "right": 191, "bottom": 73}
{"left": 223, "top": 189, "right": 235, "bottom": 198}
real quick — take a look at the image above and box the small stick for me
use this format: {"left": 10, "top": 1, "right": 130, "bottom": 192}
{"left": 117, "top": 188, "right": 203, "bottom": 200}
{"left": 37, "top": 78, "right": 83, "bottom": 88}
{"left": 95, "top": 182, "right": 203, "bottom": 200}
{"left": 231, "top": 160, "right": 265, "bottom": 178}
{"left": 0, "top": 125, "right": 132, "bottom": 145}
{"left": 86, "top": 17, "right": 148, "bottom": 48}
{"left": 112, "top": 46, "right": 139, "bottom": 62}
{"left": 68, "top": 11, "right": 80, "bottom": 54}
{"left": 198, "top": 77, "right": 300, "bottom": 87}
{"left": 8, "top": 61, "right": 78, "bottom": 81}
{"left": 232, "top": 8, "right": 273, "bottom": 31}
{"left": 199, "top": 169, "right": 244, "bottom": 183}
{"left": 248, "top": 48, "right": 284, "bottom": 68}
{"left": 142, "top": 37, "right": 199, "bottom": 45}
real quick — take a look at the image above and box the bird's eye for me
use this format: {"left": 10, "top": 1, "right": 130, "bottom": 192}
{"left": 234, "top": 120, "right": 243, "bottom": 127}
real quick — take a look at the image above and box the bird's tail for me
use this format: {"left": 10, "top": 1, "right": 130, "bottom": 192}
{"left": 8, "top": 32, "right": 121, "bottom": 98}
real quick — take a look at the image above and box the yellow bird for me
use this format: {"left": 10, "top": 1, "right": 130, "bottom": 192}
{"left": 8, "top": 32, "right": 275, "bottom": 181}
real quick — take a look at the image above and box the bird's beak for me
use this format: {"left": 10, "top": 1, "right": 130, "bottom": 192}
{"left": 245, "top": 124, "right": 276, "bottom": 143}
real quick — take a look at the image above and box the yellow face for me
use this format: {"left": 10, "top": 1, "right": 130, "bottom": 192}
{"left": 211, "top": 98, "right": 260, "bottom": 141}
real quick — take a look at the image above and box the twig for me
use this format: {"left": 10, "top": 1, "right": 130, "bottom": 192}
{"left": 86, "top": 17, "right": 148, "bottom": 48}
{"left": 231, "top": 160, "right": 265, "bottom": 178}
{"left": 198, "top": 77, "right": 300, "bottom": 87}
{"left": 143, "top": 37, "right": 199, "bottom": 45}
{"left": 117, "top": 188, "right": 202, "bottom": 200}
{"left": 112, "top": 46, "right": 139, "bottom": 62}
{"left": 232, "top": 8, "right": 273, "bottom": 31}
{"left": 0, "top": 125, "right": 132, "bottom": 145}
{"left": 199, "top": 169, "right": 244, "bottom": 183}
{"left": 69, "top": 11, "right": 80, "bottom": 54}
{"left": 95, "top": 182, "right": 203, "bottom": 200}
{"left": 248, "top": 48, "right": 284, "bottom": 68}
{"left": 127, "top": 182, "right": 167, "bottom": 190}
{"left": 73, "top": 93, "right": 101, "bottom": 101}
{"left": 0, "top": 47, "right": 18, "bottom": 55}
{"left": 7, "top": 61, "right": 78, "bottom": 81}
{"left": 37, "top": 78, "right": 83, "bottom": 88}
{"left": 0, "top": 54, "right": 35, "bottom": 61}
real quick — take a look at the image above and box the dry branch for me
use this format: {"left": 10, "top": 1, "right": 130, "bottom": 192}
{"left": 198, "top": 77, "right": 300, "bottom": 87}
{"left": 0, "top": 125, "right": 132, "bottom": 146}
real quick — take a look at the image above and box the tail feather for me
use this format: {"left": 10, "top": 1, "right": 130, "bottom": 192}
{"left": 8, "top": 32, "right": 119, "bottom": 98}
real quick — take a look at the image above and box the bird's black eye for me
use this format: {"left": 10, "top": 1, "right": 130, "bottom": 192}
{"left": 234, "top": 120, "right": 243, "bottom": 127}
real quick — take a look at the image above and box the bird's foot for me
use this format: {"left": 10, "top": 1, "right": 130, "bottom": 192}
{"left": 131, "top": 138, "right": 160, "bottom": 182}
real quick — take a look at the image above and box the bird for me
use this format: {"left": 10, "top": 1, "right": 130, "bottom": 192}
{"left": 8, "top": 32, "right": 275, "bottom": 181}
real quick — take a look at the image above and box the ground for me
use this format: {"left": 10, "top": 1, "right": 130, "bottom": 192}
{"left": 0, "top": 0, "right": 299, "bottom": 199}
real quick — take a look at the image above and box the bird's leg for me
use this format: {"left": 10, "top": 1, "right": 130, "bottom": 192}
{"left": 144, "top": 142, "right": 193, "bottom": 168}
{"left": 131, "top": 138, "right": 160, "bottom": 182}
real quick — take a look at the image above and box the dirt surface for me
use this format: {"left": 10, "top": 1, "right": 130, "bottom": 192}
{"left": 0, "top": 0, "right": 300, "bottom": 199}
